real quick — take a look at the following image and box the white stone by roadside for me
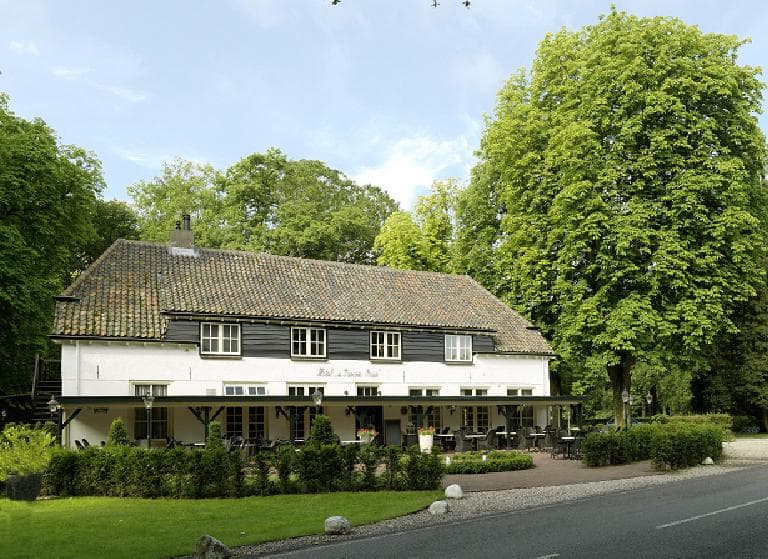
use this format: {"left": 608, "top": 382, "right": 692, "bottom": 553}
{"left": 225, "top": 440, "right": 768, "bottom": 558}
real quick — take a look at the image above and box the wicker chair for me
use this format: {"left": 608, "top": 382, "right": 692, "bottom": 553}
{"left": 454, "top": 429, "right": 473, "bottom": 452}
{"left": 476, "top": 429, "right": 497, "bottom": 452}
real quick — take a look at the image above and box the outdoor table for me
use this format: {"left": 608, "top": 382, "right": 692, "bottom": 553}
{"left": 465, "top": 433, "right": 485, "bottom": 451}
{"left": 496, "top": 431, "right": 517, "bottom": 448}
{"left": 558, "top": 436, "right": 576, "bottom": 459}
{"left": 531, "top": 433, "right": 546, "bottom": 450}
{"left": 340, "top": 440, "right": 363, "bottom": 446}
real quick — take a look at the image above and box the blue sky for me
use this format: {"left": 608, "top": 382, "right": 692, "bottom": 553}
{"left": 2, "top": 1, "right": 767, "bottom": 209}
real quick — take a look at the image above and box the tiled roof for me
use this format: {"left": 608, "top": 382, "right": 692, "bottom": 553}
{"left": 52, "top": 240, "right": 554, "bottom": 354}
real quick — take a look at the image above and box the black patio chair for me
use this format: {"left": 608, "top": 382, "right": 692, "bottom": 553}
{"left": 74, "top": 439, "right": 84, "bottom": 450}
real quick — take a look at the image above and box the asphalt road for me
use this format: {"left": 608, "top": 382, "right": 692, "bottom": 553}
{"left": 264, "top": 465, "right": 768, "bottom": 559}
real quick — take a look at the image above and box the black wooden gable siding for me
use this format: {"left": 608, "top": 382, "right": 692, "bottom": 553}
{"left": 401, "top": 331, "right": 444, "bottom": 362}
{"left": 164, "top": 319, "right": 495, "bottom": 360}
{"left": 242, "top": 324, "right": 290, "bottom": 357}
{"left": 473, "top": 334, "right": 496, "bottom": 353}
{"left": 327, "top": 329, "right": 369, "bottom": 360}
{"left": 165, "top": 320, "right": 199, "bottom": 343}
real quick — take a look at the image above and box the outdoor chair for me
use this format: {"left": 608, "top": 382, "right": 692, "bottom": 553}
{"left": 454, "top": 429, "right": 473, "bottom": 452}
{"left": 523, "top": 427, "right": 536, "bottom": 451}
{"left": 81, "top": 438, "right": 90, "bottom": 447}
{"left": 476, "top": 429, "right": 497, "bottom": 451}
{"left": 551, "top": 437, "right": 566, "bottom": 459}
{"left": 74, "top": 439, "right": 84, "bottom": 450}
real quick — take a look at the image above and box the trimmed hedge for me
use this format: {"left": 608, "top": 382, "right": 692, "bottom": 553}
{"left": 41, "top": 442, "right": 444, "bottom": 498}
{"left": 581, "top": 423, "right": 723, "bottom": 470}
{"left": 444, "top": 450, "right": 533, "bottom": 474}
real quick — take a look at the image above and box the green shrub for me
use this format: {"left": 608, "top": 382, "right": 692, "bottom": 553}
{"left": 651, "top": 423, "right": 723, "bottom": 470}
{"left": 444, "top": 451, "right": 533, "bottom": 474}
{"left": 295, "top": 444, "right": 341, "bottom": 493}
{"left": 732, "top": 415, "right": 760, "bottom": 433}
{"left": 337, "top": 444, "right": 359, "bottom": 491}
{"left": 307, "top": 415, "right": 336, "bottom": 447}
{"left": 43, "top": 451, "right": 79, "bottom": 496}
{"left": 106, "top": 417, "right": 131, "bottom": 446}
{"left": 206, "top": 421, "right": 224, "bottom": 450}
{"left": 358, "top": 444, "right": 379, "bottom": 490}
{"left": 0, "top": 424, "right": 56, "bottom": 481}
{"left": 403, "top": 446, "right": 442, "bottom": 490}
{"left": 661, "top": 414, "right": 732, "bottom": 433}
{"left": 275, "top": 445, "right": 295, "bottom": 494}
{"left": 381, "top": 445, "right": 403, "bottom": 490}
{"left": 250, "top": 451, "right": 272, "bottom": 496}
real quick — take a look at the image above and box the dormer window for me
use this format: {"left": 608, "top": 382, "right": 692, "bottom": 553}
{"left": 291, "top": 327, "right": 326, "bottom": 358}
{"left": 201, "top": 323, "right": 240, "bottom": 355}
{"left": 370, "top": 331, "right": 400, "bottom": 360}
{"left": 445, "top": 334, "right": 472, "bottom": 363}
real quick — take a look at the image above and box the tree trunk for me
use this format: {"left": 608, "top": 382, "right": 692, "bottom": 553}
{"left": 607, "top": 352, "right": 635, "bottom": 429}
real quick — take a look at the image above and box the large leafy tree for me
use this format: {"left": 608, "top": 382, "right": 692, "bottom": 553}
{"left": 374, "top": 179, "right": 457, "bottom": 272}
{"left": 0, "top": 93, "right": 103, "bottom": 392}
{"left": 129, "top": 149, "right": 398, "bottom": 264}
{"left": 221, "top": 149, "right": 398, "bottom": 263}
{"left": 72, "top": 199, "right": 140, "bottom": 274}
{"left": 127, "top": 159, "right": 227, "bottom": 247}
{"left": 472, "top": 10, "right": 768, "bottom": 425}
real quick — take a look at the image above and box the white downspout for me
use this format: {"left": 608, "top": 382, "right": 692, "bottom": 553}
{"left": 75, "top": 340, "right": 81, "bottom": 396}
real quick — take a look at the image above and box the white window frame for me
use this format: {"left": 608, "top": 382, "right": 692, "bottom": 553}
{"left": 445, "top": 334, "right": 473, "bottom": 363}
{"left": 200, "top": 322, "right": 241, "bottom": 355}
{"left": 224, "top": 384, "right": 267, "bottom": 397}
{"left": 291, "top": 327, "right": 326, "bottom": 358}
{"left": 356, "top": 385, "right": 379, "bottom": 396}
{"left": 133, "top": 384, "right": 168, "bottom": 397}
{"left": 370, "top": 331, "right": 401, "bottom": 360}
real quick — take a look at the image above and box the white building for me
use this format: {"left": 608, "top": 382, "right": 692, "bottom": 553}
{"left": 52, "top": 230, "right": 581, "bottom": 448}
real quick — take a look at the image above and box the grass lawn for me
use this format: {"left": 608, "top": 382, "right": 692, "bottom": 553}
{"left": 0, "top": 491, "right": 441, "bottom": 559}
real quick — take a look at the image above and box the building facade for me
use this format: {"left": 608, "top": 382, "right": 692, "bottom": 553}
{"left": 51, "top": 235, "right": 580, "bottom": 447}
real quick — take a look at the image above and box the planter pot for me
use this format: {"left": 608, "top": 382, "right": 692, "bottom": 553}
{"left": 419, "top": 434, "right": 434, "bottom": 453}
{"left": 5, "top": 473, "right": 42, "bottom": 501}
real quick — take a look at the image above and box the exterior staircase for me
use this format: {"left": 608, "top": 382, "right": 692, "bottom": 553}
{"left": 30, "top": 356, "right": 61, "bottom": 425}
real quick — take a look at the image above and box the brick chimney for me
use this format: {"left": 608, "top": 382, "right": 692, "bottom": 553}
{"left": 170, "top": 214, "right": 194, "bottom": 249}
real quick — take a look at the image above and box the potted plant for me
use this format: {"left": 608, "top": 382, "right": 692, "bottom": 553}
{"left": 356, "top": 427, "right": 377, "bottom": 445}
{"left": 0, "top": 424, "right": 56, "bottom": 500}
{"left": 418, "top": 426, "right": 436, "bottom": 453}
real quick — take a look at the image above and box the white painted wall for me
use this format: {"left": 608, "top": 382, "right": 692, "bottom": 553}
{"left": 58, "top": 341, "right": 555, "bottom": 447}
{"left": 59, "top": 341, "right": 551, "bottom": 398}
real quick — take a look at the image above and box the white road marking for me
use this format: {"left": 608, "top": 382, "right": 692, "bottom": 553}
{"left": 656, "top": 496, "right": 768, "bottom": 529}
{"left": 536, "top": 555, "right": 560, "bottom": 558}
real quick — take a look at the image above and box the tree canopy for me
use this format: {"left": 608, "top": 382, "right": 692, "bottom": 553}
{"left": 129, "top": 149, "right": 398, "bottom": 264}
{"left": 0, "top": 93, "right": 104, "bottom": 392}
{"left": 374, "top": 179, "right": 457, "bottom": 272}
{"left": 465, "top": 9, "right": 768, "bottom": 424}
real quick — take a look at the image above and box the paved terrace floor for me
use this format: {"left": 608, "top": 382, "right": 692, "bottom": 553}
{"left": 442, "top": 452, "right": 663, "bottom": 491}
{"left": 442, "top": 438, "right": 768, "bottom": 492}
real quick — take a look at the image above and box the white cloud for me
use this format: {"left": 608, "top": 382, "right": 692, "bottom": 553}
{"left": 8, "top": 40, "right": 40, "bottom": 55}
{"left": 92, "top": 83, "right": 149, "bottom": 103}
{"left": 52, "top": 66, "right": 149, "bottom": 103}
{"left": 111, "top": 145, "right": 214, "bottom": 171}
{"left": 352, "top": 135, "right": 472, "bottom": 209}
{"left": 52, "top": 66, "right": 91, "bottom": 79}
